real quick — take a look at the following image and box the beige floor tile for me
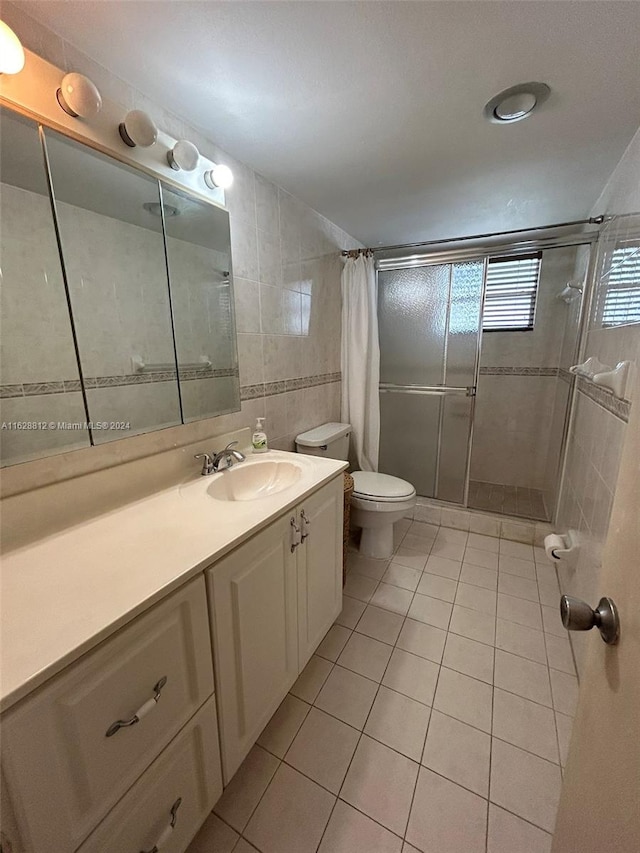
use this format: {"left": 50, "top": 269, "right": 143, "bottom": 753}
{"left": 409, "top": 521, "right": 440, "bottom": 539}
{"left": 348, "top": 554, "right": 389, "bottom": 580}
{"left": 436, "top": 527, "right": 469, "bottom": 545}
{"left": 430, "top": 539, "right": 466, "bottom": 561}
{"left": 383, "top": 562, "right": 422, "bottom": 591}
{"left": 494, "top": 649, "right": 552, "bottom": 707}
{"left": 549, "top": 669, "right": 579, "bottom": 716}
{"left": 335, "top": 595, "right": 366, "bottom": 630}
{"left": 449, "top": 605, "right": 496, "bottom": 645}
{"left": 499, "top": 540, "right": 535, "bottom": 561}
{"left": 490, "top": 739, "right": 562, "bottom": 833}
{"left": 318, "top": 800, "right": 403, "bottom": 853}
{"left": 545, "top": 633, "right": 576, "bottom": 674}
{"left": 416, "top": 571, "right": 458, "bottom": 602}
{"left": 370, "top": 582, "right": 414, "bottom": 615}
{"left": 487, "top": 804, "right": 552, "bottom": 853}
{"left": 434, "top": 667, "right": 493, "bottom": 733}
{"left": 443, "top": 633, "right": 494, "bottom": 684}
{"left": 233, "top": 841, "right": 260, "bottom": 853}
{"left": 496, "top": 619, "right": 546, "bottom": 664}
{"left": 406, "top": 767, "right": 487, "bottom": 853}
{"left": 364, "top": 685, "right": 431, "bottom": 761}
{"left": 498, "top": 573, "right": 539, "bottom": 602}
{"left": 340, "top": 735, "right": 419, "bottom": 836}
{"left": 187, "top": 813, "right": 238, "bottom": 853}
{"left": 393, "top": 547, "right": 429, "bottom": 571}
{"left": 285, "top": 708, "right": 359, "bottom": 793}
{"left": 467, "top": 532, "right": 500, "bottom": 553}
{"left": 343, "top": 573, "right": 379, "bottom": 603}
{"left": 396, "top": 618, "right": 446, "bottom": 664}
{"left": 214, "top": 745, "right": 280, "bottom": 831}
{"left": 468, "top": 515, "right": 501, "bottom": 538}
{"left": 425, "top": 554, "right": 462, "bottom": 580}
{"left": 498, "top": 555, "right": 537, "bottom": 579}
{"left": 402, "top": 844, "right": 421, "bottom": 853}
{"left": 538, "top": 582, "right": 560, "bottom": 607}
{"left": 244, "top": 763, "right": 335, "bottom": 853}
{"left": 317, "top": 625, "right": 352, "bottom": 662}
{"left": 535, "top": 562, "right": 560, "bottom": 587}
{"left": 555, "top": 712, "right": 573, "bottom": 767}
{"left": 356, "top": 605, "right": 404, "bottom": 645}
{"left": 460, "top": 563, "right": 498, "bottom": 591}
{"left": 497, "top": 593, "right": 542, "bottom": 630}
{"left": 455, "top": 582, "right": 497, "bottom": 616}
{"left": 407, "top": 592, "right": 453, "bottom": 629}
{"left": 382, "top": 648, "right": 439, "bottom": 706}
{"left": 464, "top": 546, "right": 499, "bottom": 570}
{"left": 541, "top": 604, "right": 566, "bottom": 638}
{"left": 314, "top": 664, "right": 378, "bottom": 729}
{"left": 493, "top": 688, "right": 559, "bottom": 763}
{"left": 422, "top": 710, "right": 491, "bottom": 796}
{"left": 402, "top": 533, "right": 435, "bottom": 554}
{"left": 290, "top": 655, "right": 333, "bottom": 703}
{"left": 337, "top": 631, "right": 393, "bottom": 682}
{"left": 257, "top": 694, "right": 310, "bottom": 758}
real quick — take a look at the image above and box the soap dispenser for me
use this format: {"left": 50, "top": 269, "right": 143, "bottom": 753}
{"left": 252, "top": 417, "right": 268, "bottom": 453}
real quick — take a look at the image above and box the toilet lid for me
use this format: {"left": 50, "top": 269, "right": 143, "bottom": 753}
{"left": 352, "top": 471, "right": 415, "bottom": 501}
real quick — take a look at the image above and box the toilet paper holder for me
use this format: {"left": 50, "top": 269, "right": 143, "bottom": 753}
{"left": 560, "top": 595, "right": 620, "bottom": 645}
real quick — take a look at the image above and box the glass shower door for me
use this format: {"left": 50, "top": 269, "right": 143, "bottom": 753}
{"left": 377, "top": 259, "right": 484, "bottom": 504}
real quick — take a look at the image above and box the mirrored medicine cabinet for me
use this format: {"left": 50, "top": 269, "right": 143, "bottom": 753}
{"left": 0, "top": 106, "right": 240, "bottom": 467}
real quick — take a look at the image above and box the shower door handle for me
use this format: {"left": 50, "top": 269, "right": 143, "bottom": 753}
{"left": 379, "top": 383, "right": 475, "bottom": 397}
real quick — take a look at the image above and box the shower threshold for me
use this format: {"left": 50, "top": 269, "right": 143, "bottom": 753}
{"left": 468, "top": 480, "right": 550, "bottom": 522}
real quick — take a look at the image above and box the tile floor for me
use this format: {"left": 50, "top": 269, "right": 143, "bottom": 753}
{"left": 189, "top": 520, "right": 578, "bottom": 853}
{"left": 468, "top": 481, "right": 549, "bottom": 522}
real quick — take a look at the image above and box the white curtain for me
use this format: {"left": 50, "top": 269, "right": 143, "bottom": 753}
{"left": 341, "top": 253, "right": 380, "bottom": 471}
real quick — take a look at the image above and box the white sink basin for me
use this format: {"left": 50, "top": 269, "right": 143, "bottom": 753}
{"left": 207, "top": 460, "right": 303, "bottom": 502}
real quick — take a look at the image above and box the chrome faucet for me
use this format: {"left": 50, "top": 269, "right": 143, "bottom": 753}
{"left": 194, "top": 441, "right": 245, "bottom": 476}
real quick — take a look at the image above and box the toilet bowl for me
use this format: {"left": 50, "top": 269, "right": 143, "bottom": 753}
{"left": 295, "top": 423, "right": 416, "bottom": 560}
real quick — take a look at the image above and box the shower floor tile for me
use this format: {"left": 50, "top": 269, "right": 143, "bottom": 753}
{"left": 468, "top": 480, "right": 550, "bottom": 522}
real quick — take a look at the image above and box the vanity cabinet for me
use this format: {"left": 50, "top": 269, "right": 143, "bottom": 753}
{"left": 208, "top": 475, "right": 343, "bottom": 781}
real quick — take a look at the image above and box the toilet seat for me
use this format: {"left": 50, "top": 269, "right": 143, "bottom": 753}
{"left": 351, "top": 470, "right": 416, "bottom": 503}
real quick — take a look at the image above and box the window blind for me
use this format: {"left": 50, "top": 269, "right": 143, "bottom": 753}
{"left": 482, "top": 253, "right": 541, "bottom": 331}
{"left": 601, "top": 246, "right": 640, "bottom": 327}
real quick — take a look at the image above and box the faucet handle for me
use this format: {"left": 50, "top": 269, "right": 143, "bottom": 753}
{"left": 194, "top": 452, "right": 213, "bottom": 475}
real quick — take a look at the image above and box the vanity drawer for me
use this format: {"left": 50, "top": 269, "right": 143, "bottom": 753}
{"left": 1, "top": 576, "right": 214, "bottom": 853}
{"left": 78, "top": 696, "right": 222, "bottom": 853}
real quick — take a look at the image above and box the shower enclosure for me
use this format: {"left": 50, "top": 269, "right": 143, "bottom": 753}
{"left": 376, "top": 239, "right": 592, "bottom": 523}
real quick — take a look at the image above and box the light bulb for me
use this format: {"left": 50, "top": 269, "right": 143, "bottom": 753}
{"left": 119, "top": 110, "right": 158, "bottom": 148}
{"left": 0, "top": 20, "right": 25, "bottom": 74}
{"left": 167, "top": 139, "right": 199, "bottom": 172}
{"left": 204, "top": 163, "right": 234, "bottom": 189}
{"left": 56, "top": 72, "right": 102, "bottom": 118}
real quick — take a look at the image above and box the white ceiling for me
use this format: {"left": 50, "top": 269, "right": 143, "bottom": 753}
{"left": 15, "top": 0, "right": 640, "bottom": 246}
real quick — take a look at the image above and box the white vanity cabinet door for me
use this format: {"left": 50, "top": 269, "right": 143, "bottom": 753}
{"left": 77, "top": 696, "right": 222, "bottom": 853}
{"left": 207, "top": 512, "right": 298, "bottom": 782}
{"left": 297, "top": 477, "right": 344, "bottom": 669}
{"left": 1, "top": 576, "right": 214, "bottom": 853}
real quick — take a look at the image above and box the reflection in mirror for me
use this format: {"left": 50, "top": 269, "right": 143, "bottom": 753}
{"left": 161, "top": 184, "right": 240, "bottom": 422}
{"left": 0, "top": 108, "right": 90, "bottom": 466}
{"left": 44, "top": 128, "right": 182, "bottom": 444}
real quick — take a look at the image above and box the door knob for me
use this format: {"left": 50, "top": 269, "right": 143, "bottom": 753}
{"left": 560, "top": 595, "right": 620, "bottom": 645}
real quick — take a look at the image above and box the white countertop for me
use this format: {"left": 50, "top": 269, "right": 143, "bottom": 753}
{"left": 0, "top": 451, "right": 347, "bottom": 713}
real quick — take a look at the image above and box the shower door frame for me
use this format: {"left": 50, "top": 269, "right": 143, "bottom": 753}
{"left": 376, "top": 230, "right": 600, "bottom": 516}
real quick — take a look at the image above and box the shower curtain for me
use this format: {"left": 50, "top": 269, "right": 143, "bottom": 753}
{"left": 341, "top": 253, "right": 380, "bottom": 471}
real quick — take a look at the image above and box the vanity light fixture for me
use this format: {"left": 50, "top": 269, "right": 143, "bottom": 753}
{"left": 119, "top": 109, "right": 158, "bottom": 148}
{"left": 56, "top": 72, "right": 102, "bottom": 118}
{"left": 167, "top": 139, "right": 199, "bottom": 172}
{"left": 203, "top": 163, "right": 234, "bottom": 190}
{"left": 484, "top": 82, "right": 550, "bottom": 124}
{"left": 0, "top": 20, "right": 25, "bottom": 74}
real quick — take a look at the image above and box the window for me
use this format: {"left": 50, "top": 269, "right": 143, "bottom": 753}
{"left": 482, "top": 252, "right": 541, "bottom": 331}
{"left": 601, "top": 245, "right": 640, "bottom": 327}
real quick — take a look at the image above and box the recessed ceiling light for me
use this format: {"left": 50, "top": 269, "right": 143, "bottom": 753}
{"left": 484, "top": 82, "right": 550, "bottom": 124}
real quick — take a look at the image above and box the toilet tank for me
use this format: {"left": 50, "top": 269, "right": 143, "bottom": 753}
{"left": 295, "top": 422, "right": 351, "bottom": 460}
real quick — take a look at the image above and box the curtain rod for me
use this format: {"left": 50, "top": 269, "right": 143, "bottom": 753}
{"left": 341, "top": 215, "right": 605, "bottom": 257}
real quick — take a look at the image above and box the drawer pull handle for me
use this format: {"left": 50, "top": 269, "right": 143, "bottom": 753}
{"left": 291, "top": 516, "right": 302, "bottom": 552}
{"left": 300, "top": 509, "right": 311, "bottom": 542}
{"left": 139, "top": 797, "right": 182, "bottom": 853}
{"left": 105, "top": 676, "right": 168, "bottom": 737}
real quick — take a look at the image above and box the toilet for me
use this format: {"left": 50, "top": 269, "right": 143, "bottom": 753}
{"left": 295, "top": 422, "right": 416, "bottom": 559}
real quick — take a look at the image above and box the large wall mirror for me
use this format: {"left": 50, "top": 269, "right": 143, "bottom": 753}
{"left": 0, "top": 106, "right": 240, "bottom": 467}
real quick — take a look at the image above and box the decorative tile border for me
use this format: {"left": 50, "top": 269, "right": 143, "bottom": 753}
{"left": 240, "top": 372, "right": 341, "bottom": 402}
{"left": 479, "top": 366, "right": 559, "bottom": 377}
{"left": 558, "top": 368, "right": 574, "bottom": 385}
{"left": 0, "top": 367, "right": 239, "bottom": 398}
{"left": 576, "top": 377, "right": 630, "bottom": 423}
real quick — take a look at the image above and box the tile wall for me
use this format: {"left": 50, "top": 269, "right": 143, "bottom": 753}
{"left": 0, "top": 2, "right": 362, "bottom": 497}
